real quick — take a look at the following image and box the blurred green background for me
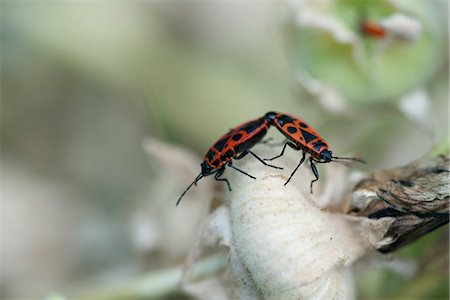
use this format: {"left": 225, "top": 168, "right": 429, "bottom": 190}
{"left": 1, "top": 1, "right": 448, "bottom": 299}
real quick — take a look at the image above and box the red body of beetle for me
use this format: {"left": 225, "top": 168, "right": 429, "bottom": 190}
{"left": 265, "top": 112, "right": 364, "bottom": 192}
{"left": 203, "top": 117, "right": 270, "bottom": 171}
{"left": 360, "top": 20, "right": 387, "bottom": 38}
{"left": 177, "top": 115, "right": 281, "bottom": 205}
{"left": 266, "top": 112, "right": 331, "bottom": 160}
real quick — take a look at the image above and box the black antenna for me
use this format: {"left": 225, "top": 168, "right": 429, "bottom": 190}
{"left": 332, "top": 156, "right": 366, "bottom": 164}
{"left": 176, "top": 173, "right": 204, "bottom": 206}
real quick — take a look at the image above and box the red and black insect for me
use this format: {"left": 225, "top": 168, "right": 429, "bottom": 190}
{"left": 264, "top": 112, "right": 364, "bottom": 192}
{"left": 360, "top": 19, "right": 387, "bottom": 39}
{"left": 176, "top": 115, "right": 283, "bottom": 205}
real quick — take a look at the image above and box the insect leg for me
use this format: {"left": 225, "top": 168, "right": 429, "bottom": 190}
{"left": 235, "top": 150, "right": 249, "bottom": 160}
{"left": 228, "top": 161, "right": 257, "bottom": 180}
{"left": 235, "top": 150, "right": 282, "bottom": 169}
{"left": 284, "top": 151, "right": 306, "bottom": 186}
{"left": 214, "top": 167, "right": 232, "bottom": 191}
{"left": 248, "top": 150, "right": 283, "bottom": 170}
{"left": 309, "top": 158, "right": 320, "bottom": 193}
{"left": 264, "top": 142, "right": 299, "bottom": 161}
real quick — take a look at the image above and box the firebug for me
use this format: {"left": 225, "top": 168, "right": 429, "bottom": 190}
{"left": 264, "top": 112, "right": 365, "bottom": 192}
{"left": 176, "top": 115, "right": 282, "bottom": 205}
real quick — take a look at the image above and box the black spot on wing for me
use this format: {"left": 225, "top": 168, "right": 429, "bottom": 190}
{"left": 205, "top": 149, "right": 216, "bottom": 162}
{"left": 232, "top": 133, "right": 243, "bottom": 141}
{"left": 312, "top": 141, "right": 326, "bottom": 151}
{"left": 213, "top": 137, "right": 228, "bottom": 152}
{"left": 287, "top": 126, "right": 298, "bottom": 134}
{"left": 300, "top": 129, "right": 318, "bottom": 143}
{"left": 299, "top": 122, "right": 308, "bottom": 128}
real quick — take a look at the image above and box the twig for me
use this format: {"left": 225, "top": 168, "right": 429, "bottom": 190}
{"left": 350, "top": 154, "right": 449, "bottom": 253}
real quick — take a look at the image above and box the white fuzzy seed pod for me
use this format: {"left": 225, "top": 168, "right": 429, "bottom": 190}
{"left": 225, "top": 146, "right": 393, "bottom": 300}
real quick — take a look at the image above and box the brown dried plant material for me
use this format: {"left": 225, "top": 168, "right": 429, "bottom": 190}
{"left": 351, "top": 155, "right": 449, "bottom": 253}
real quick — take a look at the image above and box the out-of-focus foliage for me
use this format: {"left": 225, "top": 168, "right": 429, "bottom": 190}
{"left": 1, "top": 1, "right": 448, "bottom": 299}
{"left": 289, "top": 0, "right": 447, "bottom": 104}
{"left": 356, "top": 226, "right": 449, "bottom": 300}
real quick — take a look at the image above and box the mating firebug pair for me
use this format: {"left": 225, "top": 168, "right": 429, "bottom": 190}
{"left": 176, "top": 112, "right": 364, "bottom": 205}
